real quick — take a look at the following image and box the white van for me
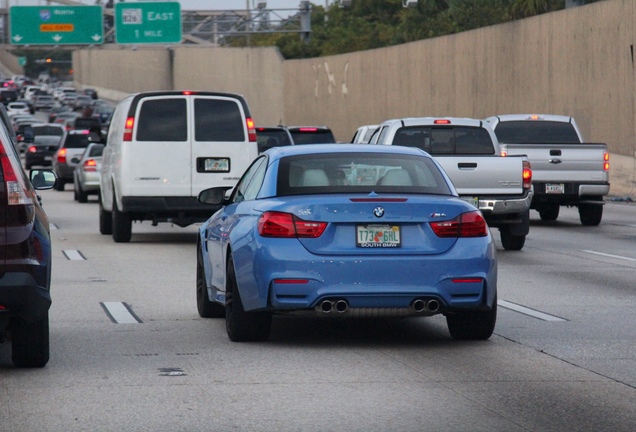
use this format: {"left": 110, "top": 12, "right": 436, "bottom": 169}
{"left": 99, "top": 90, "right": 258, "bottom": 242}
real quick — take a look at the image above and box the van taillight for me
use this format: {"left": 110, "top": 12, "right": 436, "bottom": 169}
{"left": 523, "top": 160, "right": 532, "bottom": 189}
{"left": 57, "top": 148, "right": 67, "bottom": 163}
{"left": 123, "top": 116, "right": 135, "bottom": 141}
{"left": 0, "top": 145, "right": 30, "bottom": 205}
{"left": 246, "top": 117, "right": 257, "bottom": 142}
{"left": 603, "top": 152, "right": 609, "bottom": 171}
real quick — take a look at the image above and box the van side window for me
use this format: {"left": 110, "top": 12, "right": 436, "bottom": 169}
{"left": 137, "top": 98, "right": 187, "bottom": 142}
{"left": 194, "top": 99, "right": 245, "bottom": 142}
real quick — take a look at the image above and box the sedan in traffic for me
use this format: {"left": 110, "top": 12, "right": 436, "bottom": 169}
{"left": 24, "top": 135, "right": 62, "bottom": 170}
{"left": 196, "top": 144, "right": 497, "bottom": 342}
{"left": 72, "top": 143, "right": 104, "bottom": 203}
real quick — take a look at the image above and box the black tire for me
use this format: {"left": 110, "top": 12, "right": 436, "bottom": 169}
{"left": 500, "top": 229, "right": 526, "bottom": 251}
{"left": 112, "top": 194, "right": 132, "bottom": 243}
{"left": 225, "top": 255, "right": 271, "bottom": 342}
{"left": 446, "top": 299, "right": 497, "bottom": 341}
{"left": 538, "top": 204, "right": 559, "bottom": 221}
{"left": 76, "top": 182, "right": 88, "bottom": 203}
{"left": 11, "top": 314, "right": 50, "bottom": 368}
{"left": 579, "top": 204, "right": 603, "bottom": 226}
{"left": 25, "top": 164, "right": 32, "bottom": 170}
{"left": 197, "top": 242, "right": 225, "bottom": 318}
{"left": 99, "top": 196, "right": 113, "bottom": 235}
{"left": 54, "top": 179, "right": 65, "bottom": 191}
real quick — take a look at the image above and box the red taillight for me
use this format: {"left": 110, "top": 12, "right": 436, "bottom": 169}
{"left": 299, "top": 127, "right": 318, "bottom": 132}
{"left": 603, "top": 152, "right": 609, "bottom": 171}
{"left": 523, "top": 160, "right": 532, "bottom": 189}
{"left": 434, "top": 119, "right": 451, "bottom": 124}
{"left": 246, "top": 117, "right": 257, "bottom": 142}
{"left": 123, "top": 116, "right": 135, "bottom": 141}
{"left": 57, "top": 148, "right": 67, "bottom": 163}
{"left": 258, "top": 211, "right": 327, "bottom": 238}
{"left": 0, "top": 146, "right": 30, "bottom": 205}
{"left": 451, "top": 278, "right": 483, "bottom": 283}
{"left": 27, "top": 145, "right": 37, "bottom": 153}
{"left": 430, "top": 211, "right": 488, "bottom": 238}
{"left": 83, "top": 159, "right": 97, "bottom": 172}
{"left": 273, "top": 279, "right": 309, "bottom": 284}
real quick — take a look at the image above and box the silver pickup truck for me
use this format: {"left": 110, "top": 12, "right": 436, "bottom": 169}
{"left": 485, "top": 114, "right": 610, "bottom": 226}
{"left": 371, "top": 117, "right": 533, "bottom": 250}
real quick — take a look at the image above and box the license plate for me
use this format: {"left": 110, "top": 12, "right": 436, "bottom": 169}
{"left": 356, "top": 224, "right": 401, "bottom": 248}
{"left": 202, "top": 158, "right": 230, "bottom": 173}
{"left": 461, "top": 196, "right": 479, "bottom": 208}
{"left": 44, "top": 156, "right": 52, "bottom": 161}
{"left": 546, "top": 183, "right": 564, "bottom": 194}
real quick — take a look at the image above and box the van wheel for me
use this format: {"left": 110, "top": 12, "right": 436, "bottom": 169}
{"left": 112, "top": 195, "right": 132, "bottom": 243}
{"left": 99, "top": 196, "right": 113, "bottom": 235}
{"left": 11, "top": 314, "right": 50, "bottom": 368}
{"left": 225, "top": 255, "right": 271, "bottom": 342}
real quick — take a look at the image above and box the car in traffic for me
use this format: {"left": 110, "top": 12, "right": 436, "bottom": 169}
{"left": 286, "top": 126, "right": 336, "bottom": 144}
{"left": 351, "top": 124, "right": 378, "bottom": 143}
{"left": 0, "top": 115, "right": 57, "bottom": 367}
{"left": 6, "top": 102, "right": 31, "bottom": 116}
{"left": 33, "top": 95, "right": 56, "bottom": 111}
{"left": 196, "top": 144, "right": 498, "bottom": 342}
{"left": 256, "top": 126, "right": 294, "bottom": 153}
{"left": 72, "top": 143, "right": 105, "bottom": 203}
{"left": 52, "top": 129, "right": 102, "bottom": 191}
{"left": 24, "top": 135, "right": 62, "bottom": 170}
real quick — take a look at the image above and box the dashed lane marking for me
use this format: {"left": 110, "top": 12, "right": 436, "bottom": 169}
{"left": 63, "top": 250, "right": 86, "bottom": 260}
{"left": 100, "top": 302, "right": 143, "bottom": 324}
{"left": 498, "top": 300, "right": 567, "bottom": 322}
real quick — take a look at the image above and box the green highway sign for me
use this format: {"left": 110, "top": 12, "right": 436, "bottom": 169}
{"left": 9, "top": 6, "right": 103, "bottom": 46}
{"left": 115, "top": 2, "right": 182, "bottom": 44}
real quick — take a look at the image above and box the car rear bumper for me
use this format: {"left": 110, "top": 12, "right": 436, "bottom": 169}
{"left": 0, "top": 272, "right": 51, "bottom": 323}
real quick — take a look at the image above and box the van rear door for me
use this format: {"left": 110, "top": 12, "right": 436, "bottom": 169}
{"left": 126, "top": 96, "right": 191, "bottom": 197}
{"left": 189, "top": 95, "right": 258, "bottom": 196}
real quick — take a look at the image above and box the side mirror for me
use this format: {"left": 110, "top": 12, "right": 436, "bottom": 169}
{"left": 30, "top": 169, "right": 57, "bottom": 190}
{"left": 71, "top": 157, "right": 80, "bottom": 164}
{"left": 197, "top": 186, "right": 233, "bottom": 205}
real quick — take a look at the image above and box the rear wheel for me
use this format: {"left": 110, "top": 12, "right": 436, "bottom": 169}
{"left": 197, "top": 242, "right": 225, "bottom": 318}
{"left": 99, "top": 196, "right": 113, "bottom": 235}
{"left": 225, "top": 255, "right": 271, "bottom": 342}
{"left": 11, "top": 314, "right": 50, "bottom": 368}
{"left": 76, "top": 182, "right": 88, "bottom": 203}
{"left": 54, "top": 179, "right": 65, "bottom": 191}
{"left": 500, "top": 229, "right": 526, "bottom": 251}
{"left": 579, "top": 203, "right": 603, "bottom": 226}
{"left": 538, "top": 204, "right": 559, "bottom": 221}
{"left": 446, "top": 299, "right": 497, "bottom": 341}
{"left": 112, "top": 194, "right": 132, "bottom": 243}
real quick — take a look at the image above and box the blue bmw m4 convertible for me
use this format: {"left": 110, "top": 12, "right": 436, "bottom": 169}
{"left": 196, "top": 144, "right": 497, "bottom": 342}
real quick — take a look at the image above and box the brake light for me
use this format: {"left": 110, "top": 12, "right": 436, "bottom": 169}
{"left": 499, "top": 144, "right": 508, "bottom": 157}
{"left": 430, "top": 211, "right": 488, "bottom": 237}
{"left": 258, "top": 211, "right": 327, "bottom": 238}
{"left": 123, "top": 116, "right": 135, "bottom": 141}
{"left": 603, "top": 152, "right": 609, "bottom": 171}
{"left": 57, "top": 148, "right": 67, "bottom": 163}
{"left": 83, "top": 159, "right": 97, "bottom": 172}
{"left": 0, "top": 145, "right": 31, "bottom": 205}
{"left": 27, "top": 145, "right": 37, "bottom": 153}
{"left": 246, "top": 117, "right": 257, "bottom": 142}
{"left": 299, "top": 127, "right": 318, "bottom": 132}
{"left": 523, "top": 160, "right": 532, "bottom": 189}
{"left": 434, "top": 119, "right": 451, "bottom": 125}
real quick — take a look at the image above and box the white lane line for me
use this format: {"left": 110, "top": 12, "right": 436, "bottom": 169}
{"left": 582, "top": 250, "right": 636, "bottom": 262}
{"left": 50, "top": 223, "right": 58, "bottom": 230}
{"left": 498, "top": 300, "right": 567, "bottom": 322}
{"left": 63, "top": 250, "right": 86, "bottom": 260}
{"left": 101, "top": 302, "right": 142, "bottom": 324}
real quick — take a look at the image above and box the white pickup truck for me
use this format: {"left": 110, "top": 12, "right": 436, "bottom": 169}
{"left": 371, "top": 117, "right": 533, "bottom": 250}
{"left": 485, "top": 114, "right": 610, "bottom": 226}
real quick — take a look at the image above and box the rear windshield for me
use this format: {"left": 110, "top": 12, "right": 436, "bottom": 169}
{"left": 290, "top": 129, "right": 336, "bottom": 145}
{"left": 137, "top": 98, "right": 187, "bottom": 142}
{"left": 493, "top": 121, "right": 581, "bottom": 144}
{"left": 194, "top": 98, "right": 245, "bottom": 142}
{"left": 277, "top": 152, "right": 452, "bottom": 196}
{"left": 34, "top": 126, "right": 64, "bottom": 136}
{"left": 257, "top": 129, "right": 292, "bottom": 152}
{"left": 393, "top": 126, "right": 494, "bottom": 155}
{"left": 63, "top": 133, "right": 92, "bottom": 149}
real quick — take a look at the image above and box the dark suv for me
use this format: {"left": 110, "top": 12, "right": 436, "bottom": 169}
{"left": 0, "top": 119, "right": 56, "bottom": 367}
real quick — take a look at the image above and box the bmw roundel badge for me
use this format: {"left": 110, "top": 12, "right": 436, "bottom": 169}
{"left": 373, "top": 206, "right": 385, "bottom": 218}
